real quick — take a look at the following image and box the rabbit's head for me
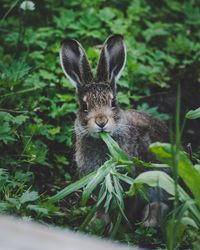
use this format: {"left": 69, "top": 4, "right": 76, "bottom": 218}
{"left": 60, "top": 35, "right": 126, "bottom": 137}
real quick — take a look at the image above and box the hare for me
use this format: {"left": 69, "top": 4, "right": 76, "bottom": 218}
{"left": 60, "top": 35, "right": 169, "bottom": 227}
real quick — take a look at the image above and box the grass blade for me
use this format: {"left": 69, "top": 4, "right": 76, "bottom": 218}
{"left": 100, "top": 132, "right": 128, "bottom": 160}
{"left": 81, "top": 159, "right": 115, "bottom": 206}
{"left": 79, "top": 184, "right": 107, "bottom": 231}
{"left": 49, "top": 171, "right": 96, "bottom": 203}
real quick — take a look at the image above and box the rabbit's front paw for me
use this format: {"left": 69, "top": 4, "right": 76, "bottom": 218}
{"left": 142, "top": 202, "right": 169, "bottom": 228}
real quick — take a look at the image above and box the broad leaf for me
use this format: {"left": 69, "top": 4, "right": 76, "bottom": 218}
{"left": 132, "top": 170, "right": 188, "bottom": 201}
{"left": 150, "top": 143, "right": 200, "bottom": 206}
{"left": 19, "top": 191, "right": 39, "bottom": 204}
{"left": 185, "top": 107, "right": 200, "bottom": 120}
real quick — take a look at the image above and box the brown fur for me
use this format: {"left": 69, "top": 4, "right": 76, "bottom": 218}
{"left": 60, "top": 35, "right": 169, "bottom": 227}
{"left": 73, "top": 83, "right": 168, "bottom": 174}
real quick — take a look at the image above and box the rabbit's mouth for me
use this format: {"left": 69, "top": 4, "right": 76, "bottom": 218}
{"left": 97, "top": 128, "right": 111, "bottom": 134}
{"left": 90, "top": 131, "right": 111, "bottom": 139}
{"left": 90, "top": 128, "right": 114, "bottom": 138}
{"left": 89, "top": 125, "right": 113, "bottom": 138}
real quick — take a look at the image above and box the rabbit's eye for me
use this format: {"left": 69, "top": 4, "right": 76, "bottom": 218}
{"left": 82, "top": 102, "right": 88, "bottom": 113}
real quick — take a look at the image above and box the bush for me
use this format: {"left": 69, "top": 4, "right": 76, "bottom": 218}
{"left": 1, "top": 0, "right": 200, "bottom": 248}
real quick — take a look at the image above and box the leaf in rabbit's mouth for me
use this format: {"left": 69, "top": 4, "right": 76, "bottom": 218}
{"left": 100, "top": 131, "right": 112, "bottom": 137}
{"left": 97, "top": 129, "right": 109, "bottom": 133}
{"left": 90, "top": 129, "right": 111, "bottom": 139}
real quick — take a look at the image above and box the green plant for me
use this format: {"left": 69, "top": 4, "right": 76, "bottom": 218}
{"left": 129, "top": 98, "right": 200, "bottom": 249}
{"left": 186, "top": 107, "right": 200, "bottom": 120}
{"left": 137, "top": 102, "right": 170, "bottom": 121}
{"left": 49, "top": 132, "right": 135, "bottom": 236}
{"left": 1, "top": 0, "right": 200, "bottom": 248}
{"left": 0, "top": 163, "right": 63, "bottom": 218}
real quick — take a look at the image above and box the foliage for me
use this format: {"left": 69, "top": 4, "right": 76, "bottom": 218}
{"left": 148, "top": 142, "right": 200, "bottom": 249}
{"left": 0, "top": 0, "right": 200, "bottom": 248}
{"left": 49, "top": 130, "right": 200, "bottom": 249}
{"left": 130, "top": 103, "right": 200, "bottom": 249}
{"left": 49, "top": 132, "right": 134, "bottom": 236}
{"left": 186, "top": 107, "right": 200, "bottom": 120}
{"left": 137, "top": 103, "right": 170, "bottom": 121}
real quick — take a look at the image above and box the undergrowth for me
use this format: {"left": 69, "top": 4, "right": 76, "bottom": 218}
{"left": 1, "top": 0, "right": 200, "bottom": 249}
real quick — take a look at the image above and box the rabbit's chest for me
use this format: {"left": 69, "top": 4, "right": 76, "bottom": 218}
{"left": 75, "top": 137, "right": 109, "bottom": 175}
{"left": 75, "top": 131, "right": 141, "bottom": 175}
{"left": 113, "top": 129, "right": 140, "bottom": 158}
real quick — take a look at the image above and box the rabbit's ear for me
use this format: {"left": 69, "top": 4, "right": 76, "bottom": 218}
{"left": 60, "top": 39, "right": 93, "bottom": 88}
{"left": 96, "top": 35, "right": 126, "bottom": 87}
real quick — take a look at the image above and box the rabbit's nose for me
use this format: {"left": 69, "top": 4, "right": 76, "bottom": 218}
{"left": 95, "top": 117, "right": 108, "bottom": 128}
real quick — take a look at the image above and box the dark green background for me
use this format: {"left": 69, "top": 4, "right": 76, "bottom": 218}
{"left": 0, "top": 0, "right": 200, "bottom": 247}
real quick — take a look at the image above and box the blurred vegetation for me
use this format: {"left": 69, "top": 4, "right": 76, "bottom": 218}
{"left": 0, "top": 0, "right": 200, "bottom": 248}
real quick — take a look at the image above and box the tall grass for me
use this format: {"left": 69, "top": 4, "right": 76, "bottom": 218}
{"left": 49, "top": 133, "right": 134, "bottom": 236}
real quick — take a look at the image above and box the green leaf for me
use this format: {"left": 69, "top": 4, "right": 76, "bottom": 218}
{"left": 100, "top": 132, "right": 128, "bottom": 160}
{"left": 150, "top": 142, "right": 200, "bottom": 206}
{"left": 39, "top": 69, "right": 56, "bottom": 80}
{"left": 27, "top": 203, "right": 63, "bottom": 216}
{"left": 79, "top": 184, "right": 107, "bottom": 231}
{"left": 137, "top": 103, "right": 170, "bottom": 121}
{"left": 99, "top": 7, "right": 116, "bottom": 22}
{"left": 49, "top": 171, "right": 96, "bottom": 203}
{"left": 19, "top": 191, "right": 39, "bottom": 204}
{"left": 112, "top": 175, "right": 131, "bottom": 227}
{"left": 27, "top": 204, "right": 49, "bottom": 215}
{"left": 113, "top": 172, "right": 134, "bottom": 185}
{"left": 117, "top": 92, "right": 130, "bottom": 105}
{"left": 48, "top": 127, "right": 60, "bottom": 135}
{"left": 181, "top": 216, "right": 198, "bottom": 229}
{"left": 81, "top": 160, "right": 115, "bottom": 206}
{"left": 165, "top": 201, "right": 199, "bottom": 248}
{"left": 0, "top": 112, "right": 13, "bottom": 121}
{"left": 0, "top": 122, "right": 15, "bottom": 144}
{"left": 131, "top": 170, "right": 188, "bottom": 201}
{"left": 185, "top": 107, "right": 200, "bottom": 120}
{"left": 13, "top": 115, "right": 28, "bottom": 125}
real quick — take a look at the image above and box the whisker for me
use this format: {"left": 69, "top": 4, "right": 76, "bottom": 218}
{"left": 75, "top": 126, "right": 88, "bottom": 137}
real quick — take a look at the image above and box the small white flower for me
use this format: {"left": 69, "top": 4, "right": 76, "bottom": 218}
{"left": 20, "top": 1, "right": 35, "bottom": 11}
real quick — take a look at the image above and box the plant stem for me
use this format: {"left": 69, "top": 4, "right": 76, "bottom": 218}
{"left": 1, "top": 0, "right": 20, "bottom": 22}
{"left": 168, "top": 84, "right": 181, "bottom": 250}
{"left": 79, "top": 204, "right": 100, "bottom": 231}
{"left": 110, "top": 213, "right": 122, "bottom": 239}
{"left": 0, "top": 86, "right": 43, "bottom": 98}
